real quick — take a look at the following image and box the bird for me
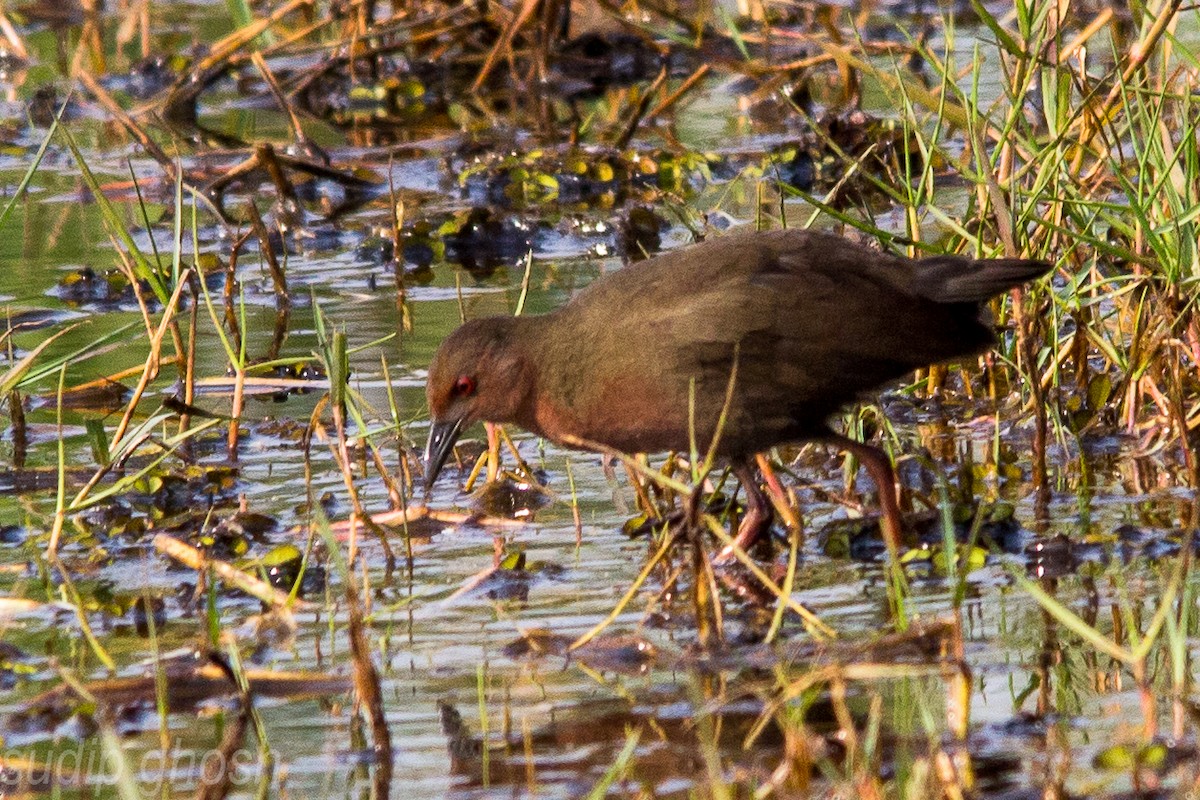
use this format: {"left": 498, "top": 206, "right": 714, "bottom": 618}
{"left": 422, "top": 227, "right": 1052, "bottom": 560}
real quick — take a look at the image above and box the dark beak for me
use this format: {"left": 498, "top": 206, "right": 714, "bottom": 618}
{"left": 423, "top": 418, "right": 464, "bottom": 493}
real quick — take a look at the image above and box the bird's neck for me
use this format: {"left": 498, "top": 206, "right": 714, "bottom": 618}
{"left": 495, "top": 314, "right": 578, "bottom": 441}
{"left": 506, "top": 311, "right": 591, "bottom": 446}
{"left": 483, "top": 316, "right": 541, "bottom": 429}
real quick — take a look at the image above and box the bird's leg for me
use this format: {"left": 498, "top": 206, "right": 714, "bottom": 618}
{"left": 715, "top": 458, "right": 774, "bottom": 564}
{"left": 826, "top": 432, "right": 903, "bottom": 558}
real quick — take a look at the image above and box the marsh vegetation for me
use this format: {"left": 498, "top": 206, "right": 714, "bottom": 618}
{"left": 0, "top": 0, "right": 1198, "bottom": 797}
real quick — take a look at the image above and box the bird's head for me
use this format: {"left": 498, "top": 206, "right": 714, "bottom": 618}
{"left": 423, "top": 317, "right": 530, "bottom": 492}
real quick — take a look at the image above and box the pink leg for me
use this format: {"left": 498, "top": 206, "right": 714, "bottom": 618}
{"left": 715, "top": 459, "right": 773, "bottom": 564}
{"left": 826, "top": 433, "right": 904, "bottom": 558}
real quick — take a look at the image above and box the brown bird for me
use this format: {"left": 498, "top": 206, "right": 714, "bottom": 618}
{"left": 423, "top": 228, "right": 1051, "bottom": 559}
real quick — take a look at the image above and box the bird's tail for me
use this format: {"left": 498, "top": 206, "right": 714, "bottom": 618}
{"left": 912, "top": 255, "right": 1054, "bottom": 303}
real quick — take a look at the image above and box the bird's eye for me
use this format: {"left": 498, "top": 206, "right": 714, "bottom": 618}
{"left": 452, "top": 375, "right": 476, "bottom": 398}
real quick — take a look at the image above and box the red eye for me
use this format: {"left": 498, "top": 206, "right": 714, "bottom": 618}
{"left": 453, "top": 375, "right": 476, "bottom": 397}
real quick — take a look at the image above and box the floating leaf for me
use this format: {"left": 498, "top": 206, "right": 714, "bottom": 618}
{"left": 1094, "top": 744, "right": 1134, "bottom": 770}
{"left": 1088, "top": 374, "right": 1113, "bottom": 410}
{"left": 499, "top": 550, "right": 526, "bottom": 571}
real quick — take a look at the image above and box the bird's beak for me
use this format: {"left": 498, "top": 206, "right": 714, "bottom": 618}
{"left": 423, "top": 417, "right": 464, "bottom": 493}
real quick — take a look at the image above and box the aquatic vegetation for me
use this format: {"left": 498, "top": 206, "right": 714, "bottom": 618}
{"left": 0, "top": 0, "right": 1197, "bottom": 797}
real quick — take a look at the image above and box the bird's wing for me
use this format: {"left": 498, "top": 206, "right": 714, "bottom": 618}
{"left": 655, "top": 248, "right": 993, "bottom": 436}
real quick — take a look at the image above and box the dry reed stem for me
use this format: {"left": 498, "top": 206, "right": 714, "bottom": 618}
{"left": 55, "top": 274, "right": 192, "bottom": 530}
{"left": 615, "top": 66, "right": 668, "bottom": 149}
{"left": 1083, "top": 0, "right": 1183, "bottom": 147}
{"left": 316, "top": 412, "right": 396, "bottom": 564}
{"left": 345, "top": 575, "right": 394, "bottom": 795}
{"left": 367, "top": 444, "right": 405, "bottom": 511}
{"left": 472, "top": 0, "right": 540, "bottom": 93}
{"left": 109, "top": 268, "right": 192, "bottom": 447}
{"left": 243, "top": 201, "right": 291, "bottom": 321}
{"left": 226, "top": 364, "right": 245, "bottom": 462}
{"left": 645, "top": 62, "right": 711, "bottom": 120}
{"left": 176, "top": 0, "right": 313, "bottom": 88}
{"left": 194, "top": 689, "right": 251, "bottom": 800}
{"left": 176, "top": 295, "right": 199, "bottom": 439}
{"left": 46, "top": 362, "right": 177, "bottom": 400}
{"left": 76, "top": 71, "right": 176, "bottom": 172}
{"left": 154, "top": 534, "right": 316, "bottom": 611}
{"left": 0, "top": 8, "right": 28, "bottom": 59}
{"left": 191, "top": 375, "right": 334, "bottom": 394}
{"left": 322, "top": 505, "right": 527, "bottom": 533}
{"left": 250, "top": 51, "right": 308, "bottom": 148}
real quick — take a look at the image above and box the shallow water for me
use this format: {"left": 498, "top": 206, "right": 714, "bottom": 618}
{"left": 1, "top": 1, "right": 1200, "bottom": 798}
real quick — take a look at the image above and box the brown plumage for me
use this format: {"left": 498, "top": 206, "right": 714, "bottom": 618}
{"left": 424, "top": 228, "right": 1052, "bottom": 557}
